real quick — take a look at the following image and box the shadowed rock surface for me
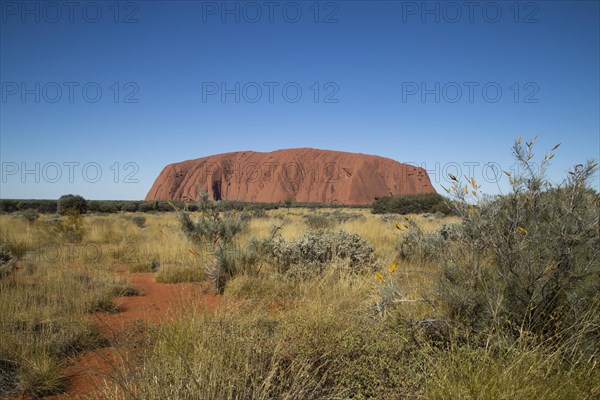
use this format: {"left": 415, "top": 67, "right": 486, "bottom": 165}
{"left": 146, "top": 148, "right": 436, "bottom": 204}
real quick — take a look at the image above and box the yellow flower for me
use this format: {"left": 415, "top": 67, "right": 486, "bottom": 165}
{"left": 518, "top": 135, "right": 522, "bottom": 143}
{"left": 375, "top": 272, "right": 385, "bottom": 282}
{"left": 516, "top": 226, "right": 528, "bottom": 235}
{"left": 464, "top": 185, "right": 469, "bottom": 194}
{"left": 388, "top": 262, "right": 398, "bottom": 273}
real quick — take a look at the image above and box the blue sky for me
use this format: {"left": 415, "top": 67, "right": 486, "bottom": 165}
{"left": 1, "top": 0, "right": 598, "bottom": 200}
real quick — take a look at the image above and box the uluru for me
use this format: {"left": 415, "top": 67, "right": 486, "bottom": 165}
{"left": 145, "top": 148, "right": 436, "bottom": 205}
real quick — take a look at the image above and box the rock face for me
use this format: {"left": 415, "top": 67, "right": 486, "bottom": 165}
{"left": 145, "top": 148, "right": 436, "bottom": 205}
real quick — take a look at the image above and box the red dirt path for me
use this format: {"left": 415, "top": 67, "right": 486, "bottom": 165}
{"left": 44, "top": 273, "right": 221, "bottom": 399}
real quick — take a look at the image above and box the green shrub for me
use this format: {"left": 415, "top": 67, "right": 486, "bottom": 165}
{"left": 304, "top": 211, "right": 365, "bottom": 230}
{"left": 398, "top": 221, "right": 455, "bottom": 262}
{"left": 120, "top": 201, "right": 140, "bottom": 212}
{"left": 14, "top": 200, "right": 57, "bottom": 213}
{"left": 137, "top": 202, "right": 156, "bottom": 213}
{"left": 430, "top": 201, "right": 452, "bottom": 215}
{"left": 178, "top": 212, "right": 245, "bottom": 247}
{"left": 131, "top": 215, "right": 146, "bottom": 228}
{"left": 57, "top": 195, "right": 87, "bottom": 215}
{"left": 177, "top": 191, "right": 247, "bottom": 293}
{"left": 304, "top": 213, "right": 333, "bottom": 230}
{"left": 20, "top": 209, "right": 39, "bottom": 224}
{"left": 0, "top": 199, "right": 19, "bottom": 213}
{"left": 257, "top": 229, "right": 378, "bottom": 277}
{"left": 372, "top": 193, "right": 450, "bottom": 215}
{"left": 0, "top": 232, "right": 30, "bottom": 260}
{"left": 421, "top": 138, "right": 599, "bottom": 352}
{"left": 98, "top": 202, "right": 118, "bottom": 213}
{"left": 53, "top": 208, "right": 85, "bottom": 242}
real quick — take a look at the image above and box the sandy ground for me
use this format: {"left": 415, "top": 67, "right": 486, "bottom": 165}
{"left": 35, "top": 273, "right": 221, "bottom": 399}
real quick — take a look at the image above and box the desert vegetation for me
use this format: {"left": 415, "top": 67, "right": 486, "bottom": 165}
{"left": 0, "top": 198, "right": 366, "bottom": 215}
{"left": 0, "top": 139, "right": 598, "bottom": 399}
{"left": 371, "top": 193, "right": 452, "bottom": 216}
{"left": 0, "top": 211, "right": 138, "bottom": 397}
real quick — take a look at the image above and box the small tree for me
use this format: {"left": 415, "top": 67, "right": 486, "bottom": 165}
{"left": 431, "top": 137, "right": 599, "bottom": 350}
{"left": 57, "top": 194, "right": 88, "bottom": 215}
{"left": 54, "top": 208, "right": 85, "bottom": 242}
{"left": 177, "top": 191, "right": 246, "bottom": 293}
{"left": 21, "top": 208, "right": 39, "bottom": 224}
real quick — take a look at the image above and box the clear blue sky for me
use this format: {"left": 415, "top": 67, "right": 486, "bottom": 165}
{"left": 1, "top": 0, "right": 598, "bottom": 200}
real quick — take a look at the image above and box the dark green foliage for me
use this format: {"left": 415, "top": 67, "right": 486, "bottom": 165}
{"left": 0, "top": 199, "right": 19, "bottom": 213}
{"left": 0, "top": 199, "right": 56, "bottom": 214}
{"left": 137, "top": 201, "right": 157, "bottom": 213}
{"left": 98, "top": 202, "right": 118, "bottom": 213}
{"left": 57, "top": 195, "right": 88, "bottom": 215}
{"left": 1, "top": 199, "right": 366, "bottom": 215}
{"left": 430, "top": 201, "right": 452, "bottom": 215}
{"left": 16, "top": 199, "right": 57, "bottom": 213}
{"left": 120, "top": 201, "right": 140, "bottom": 212}
{"left": 372, "top": 193, "right": 451, "bottom": 215}
{"left": 155, "top": 201, "right": 173, "bottom": 212}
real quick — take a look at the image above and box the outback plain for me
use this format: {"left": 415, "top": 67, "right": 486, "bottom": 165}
{"left": 1, "top": 140, "right": 599, "bottom": 399}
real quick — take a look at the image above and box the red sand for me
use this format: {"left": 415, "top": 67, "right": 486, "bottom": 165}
{"left": 34, "top": 273, "right": 222, "bottom": 399}
{"left": 145, "top": 148, "right": 437, "bottom": 204}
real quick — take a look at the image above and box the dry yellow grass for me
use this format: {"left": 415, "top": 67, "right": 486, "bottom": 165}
{"left": 2, "top": 208, "right": 596, "bottom": 398}
{"left": 0, "top": 214, "right": 136, "bottom": 396}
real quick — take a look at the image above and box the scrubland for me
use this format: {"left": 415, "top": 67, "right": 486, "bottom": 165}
{"left": 1, "top": 139, "right": 598, "bottom": 399}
